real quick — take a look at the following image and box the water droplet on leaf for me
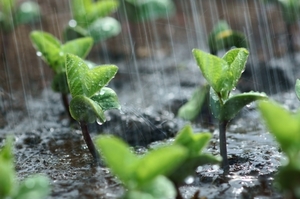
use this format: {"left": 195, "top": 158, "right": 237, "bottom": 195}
{"left": 36, "top": 51, "right": 42, "bottom": 56}
{"left": 96, "top": 118, "right": 103, "bottom": 125}
{"left": 69, "top": 19, "right": 77, "bottom": 27}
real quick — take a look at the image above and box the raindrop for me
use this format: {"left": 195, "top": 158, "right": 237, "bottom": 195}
{"left": 184, "top": 176, "right": 194, "bottom": 184}
{"left": 96, "top": 118, "right": 103, "bottom": 125}
{"left": 36, "top": 51, "right": 42, "bottom": 57}
{"left": 99, "top": 89, "right": 105, "bottom": 95}
{"left": 69, "top": 19, "right": 77, "bottom": 28}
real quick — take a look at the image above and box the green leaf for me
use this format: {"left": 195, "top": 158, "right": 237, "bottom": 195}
{"left": 14, "top": 1, "right": 40, "bottom": 25}
{"left": 125, "top": 176, "right": 176, "bottom": 199}
{"left": 222, "top": 48, "right": 249, "bottom": 92}
{"left": 70, "top": 0, "right": 92, "bottom": 26}
{"left": 258, "top": 100, "right": 300, "bottom": 153}
{"left": 61, "top": 37, "right": 93, "bottom": 59}
{"left": 91, "top": 87, "right": 120, "bottom": 111}
{"left": 219, "top": 91, "right": 268, "bottom": 121}
{"left": 192, "top": 49, "right": 228, "bottom": 93}
{"left": 87, "top": 17, "right": 121, "bottom": 42}
{"left": 66, "top": 54, "right": 118, "bottom": 97}
{"left": 95, "top": 135, "right": 139, "bottom": 186}
{"left": 135, "top": 145, "right": 187, "bottom": 185}
{"left": 14, "top": 175, "right": 50, "bottom": 199}
{"left": 124, "top": 0, "right": 175, "bottom": 22}
{"left": 295, "top": 79, "right": 300, "bottom": 101}
{"left": 0, "top": 137, "right": 15, "bottom": 198}
{"left": 177, "top": 85, "right": 209, "bottom": 121}
{"left": 0, "top": 0, "right": 15, "bottom": 16}
{"left": 174, "top": 125, "right": 211, "bottom": 156}
{"left": 69, "top": 95, "right": 105, "bottom": 123}
{"left": 87, "top": 0, "right": 119, "bottom": 24}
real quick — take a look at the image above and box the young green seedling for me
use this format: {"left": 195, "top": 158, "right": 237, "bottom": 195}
{"left": 208, "top": 20, "right": 248, "bottom": 55}
{"left": 0, "top": 137, "right": 50, "bottom": 199}
{"left": 259, "top": 99, "right": 300, "bottom": 198}
{"left": 0, "top": 0, "right": 40, "bottom": 32}
{"left": 96, "top": 135, "right": 188, "bottom": 199}
{"left": 30, "top": 31, "right": 93, "bottom": 118}
{"left": 121, "top": 0, "right": 176, "bottom": 22}
{"left": 65, "top": 0, "right": 121, "bottom": 42}
{"left": 66, "top": 53, "right": 120, "bottom": 162}
{"left": 193, "top": 48, "right": 268, "bottom": 172}
{"left": 168, "top": 125, "right": 220, "bottom": 190}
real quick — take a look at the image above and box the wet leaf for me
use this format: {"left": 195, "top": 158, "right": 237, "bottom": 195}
{"left": 0, "top": 137, "right": 15, "bottom": 198}
{"left": 124, "top": 176, "right": 176, "bottom": 199}
{"left": 135, "top": 145, "right": 187, "bottom": 185}
{"left": 174, "top": 125, "right": 211, "bottom": 156}
{"left": 123, "top": 0, "right": 175, "bottom": 22}
{"left": 222, "top": 48, "right": 249, "bottom": 92}
{"left": 61, "top": 37, "right": 93, "bottom": 60}
{"left": 295, "top": 79, "right": 300, "bottom": 101}
{"left": 15, "top": 175, "right": 50, "bottom": 199}
{"left": 96, "top": 135, "right": 139, "bottom": 186}
{"left": 87, "top": 17, "right": 121, "bottom": 42}
{"left": 91, "top": 87, "right": 120, "bottom": 111}
{"left": 30, "top": 31, "right": 93, "bottom": 74}
{"left": 71, "top": 0, "right": 118, "bottom": 27}
{"left": 66, "top": 54, "right": 118, "bottom": 98}
{"left": 259, "top": 100, "right": 300, "bottom": 153}
{"left": 192, "top": 48, "right": 228, "bottom": 93}
{"left": 14, "top": 1, "right": 40, "bottom": 25}
{"left": 218, "top": 91, "right": 267, "bottom": 121}
{"left": 177, "top": 85, "right": 209, "bottom": 121}
{"left": 69, "top": 95, "right": 105, "bottom": 123}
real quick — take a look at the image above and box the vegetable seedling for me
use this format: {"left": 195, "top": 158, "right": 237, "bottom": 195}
{"left": 65, "top": 0, "right": 121, "bottom": 42}
{"left": 121, "top": 0, "right": 176, "bottom": 22}
{"left": 96, "top": 135, "right": 188, "bottom": 199}
{"left": 30, "top": 31, "right": 93, "bottom": 119}
{"left": 168, "top": 125, "right": 220, "bottom": 188}
{"left": 0, "top": 137, "right": 50, "bottom": 199}
{"left": 0, "top": 0, "right": 40, "bottom": 32}
{"left": 66, "top": 53, "right": 120, "bottom": 163}
{"left": 193, "top": 48, "right": 268, "bottom": 172}
{"left": 258, "top": 98, "right": 300, "bottom": 198}
{"left": 208, "top": 20, "right": 248, "bottom": 55}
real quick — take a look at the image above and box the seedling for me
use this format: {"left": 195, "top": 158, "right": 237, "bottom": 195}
{"left": 121, "top": 0, "right": 176, "bottom": 22}
{"left": 96, "top": 135, "right": 187, "bottom": 199}
{"left": 30, "top": 31, "right": 93, "bottom": 118}
{"left": 168, "top": 125, "right": 220, "bottom": 185}
{"left": 258, "top": 98, "right": 300, "bottom": 198}
{"left": 96, "top": 125, "right": 219, "bottom": 198}
{"left": 64, "top": 0, "right": 121, "bottom": 42}
{"left": 66, "top": 53, "right": 120, "bottom": 162}
{"left": 193, "top": 48, "right": 268, "bottom": 172}
{"left": 208, "top": 20, "right": 248, "bottom": 55}
{"left": 0, "top": 0, "right": 40, "bottom": 32}
{"left": 0, "top": 137, "right": 50, "bottom": 199}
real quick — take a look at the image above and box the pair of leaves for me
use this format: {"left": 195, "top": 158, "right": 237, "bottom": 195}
{"left": 193, "top": 48, "right": 249, "bottom": 99}
{"left": 208, "top": 20, "right": 248, "bottom": 55}
{"left": 30, "top": 31, "right": 93, "bottom": 74}
{"left": 66, "top": 0, "right": 121, "bottom": 42}
{"left": 122, "top": 0, "right": 176, "bottom": 22}
{"left": 193, "top": 48, "right": 268, "bottom": 121}
{"left": 169, "top": 125, "right": 220, "bottom": 183}
{"left": 66, "top": 54, "right": 119, "bottom": 123}
{"left": 96, "top": 135, "right": 187, "bottom": 188}
{"left": 0, "top": 138, "right": 50, "bottom": 199}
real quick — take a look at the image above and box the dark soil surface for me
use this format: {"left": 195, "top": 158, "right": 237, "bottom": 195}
{"left": 2, "top": 48, "right": 300, "bottom": 198}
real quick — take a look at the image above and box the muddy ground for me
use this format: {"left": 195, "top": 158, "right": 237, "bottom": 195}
{"left": 2, "top": 46, "right": 300, "bottom": 198}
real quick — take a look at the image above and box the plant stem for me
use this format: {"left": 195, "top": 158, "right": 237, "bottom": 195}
{"left": 61, "top": 93, "right": 74, "bottom": 121}
{"left": 80, "top": 122, "right": 101, "bottom": 163}
{"left": 219, "top": 120, "right": 229, "bottom": 173}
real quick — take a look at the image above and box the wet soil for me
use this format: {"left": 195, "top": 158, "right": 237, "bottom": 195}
{"left": 2, "top": 48, "right": 300, "bottom": 198}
